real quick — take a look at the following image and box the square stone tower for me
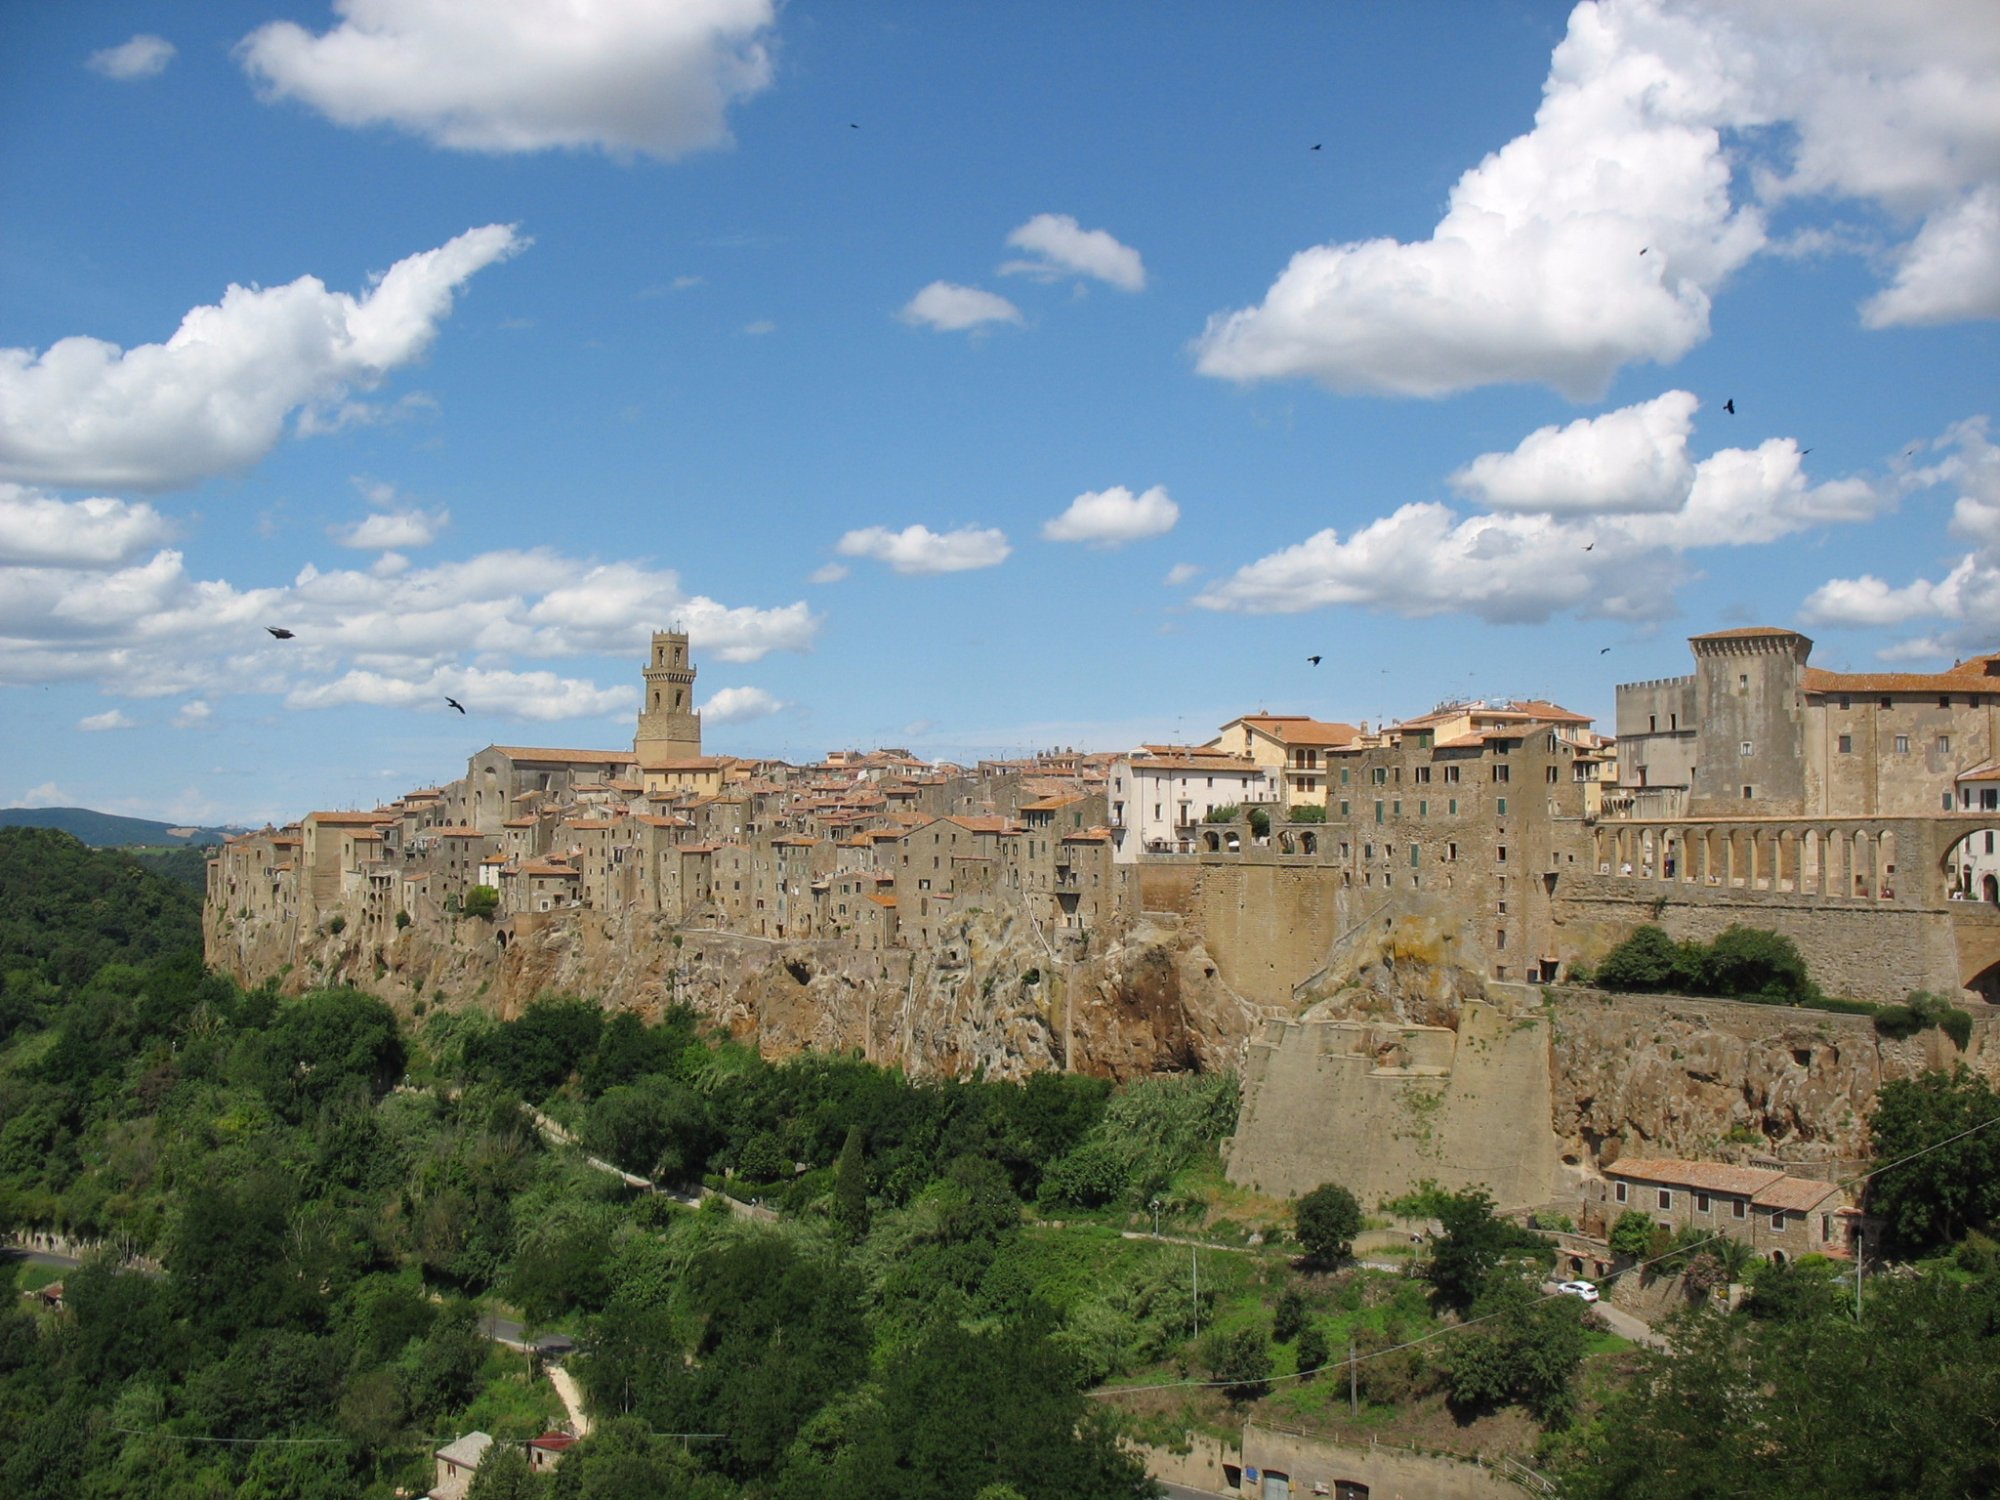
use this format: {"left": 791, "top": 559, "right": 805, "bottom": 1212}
{"left": 634, "top": 629, "right": 702, "bottom": 771}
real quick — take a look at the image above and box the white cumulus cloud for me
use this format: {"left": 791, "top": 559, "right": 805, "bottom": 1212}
{"left": 835, "top": 524, "right": 1011, "bottom": 576}
{"left": 897, "top": 282, "right": 1022, "bottom": 333}
{"left": 78, "top": 710, "right": 136, "bottom": 732}
{"left": 1803, "top": 417, "right": 2000, "bottom": 649}
{"left": 238, "top": 0, "right": 776, "bottom": 159}
{"left": 1042, "top": 485, "right": 1179, "bottom": 547}
{"left": 1197, "top": 401, "right": 1889, "bottom": 625}
{"left": 1164, "top": 563, "right": 1201, "bottom": 587}
{"left": 808, "top": 562, "right": 850, "bottom": 584}
{"left": 1452, "top": 391, "right": 1700, "bottom": 513}
{"left": 88, "top": 34, "right": 175, "bottom": 80}
{"left": 1001, "top": 214, "right": 1146, "bottom": 291}
{"left": 1195, "top": 0, "right": 2000, "bottom": 399}
{"left": 701, "top": 685, "right": 786, "bottom": 724}
{"left": 332, "top": 507, "right": 450, "bottom": 550}
{"left": 0, "top": 224, "right": 525, "bottom": 491}
{"left": 287, "top": 665, "right": 635, "bottom": 722}
{"left": 174, "top": 701, "right": 213, "bottom": 728}
{"left": 0, "top": 485, "right": 175, "bottom": 566}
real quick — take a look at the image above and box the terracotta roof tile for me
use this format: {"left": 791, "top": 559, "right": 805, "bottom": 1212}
{"left": 1607, "top": 1158, "right": 1784, "bottom": 1197}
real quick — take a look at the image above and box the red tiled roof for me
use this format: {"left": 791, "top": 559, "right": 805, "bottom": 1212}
{"left": 1607, "top": 1158, "right": 1784, "bottom": 1196}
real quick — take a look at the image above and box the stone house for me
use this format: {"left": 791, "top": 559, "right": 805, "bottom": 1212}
{"left": 465, "top": 745, "right": 638, "bottom": 833}
{"left": 428, "top": 1431, "right": 492, "bottom": 1500}
{"left": 1590, "top": 1157, "right": 1862, "bottom": 1262}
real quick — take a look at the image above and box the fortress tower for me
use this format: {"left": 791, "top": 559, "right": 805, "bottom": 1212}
{"left": 634, "top": 629, "right": 702, "bottom": 771}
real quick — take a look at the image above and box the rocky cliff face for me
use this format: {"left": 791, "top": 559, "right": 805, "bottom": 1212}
{"left": 207, "top": 903, "right": 1266, "bottom": 1082}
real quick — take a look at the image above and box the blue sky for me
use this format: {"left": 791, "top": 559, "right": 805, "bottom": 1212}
{"left": 2, "top": 1, "right": 1996, "bottom": 825}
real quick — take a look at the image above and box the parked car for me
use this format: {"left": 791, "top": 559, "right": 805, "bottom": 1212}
{"left": 1556, "top": 1279, "right": 1600, "bottom": 1303}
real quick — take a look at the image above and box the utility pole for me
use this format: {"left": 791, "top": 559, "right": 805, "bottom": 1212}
{"left": 1191, "top": 1248, "right": 1199, "bottom": 1340}
{"left": 1348, "top": 1340, "right": 1357, "bottom": 1414}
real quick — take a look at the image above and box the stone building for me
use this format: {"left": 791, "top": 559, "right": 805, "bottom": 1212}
{"left": 1108, "top": 748, "right": 1279, "bottom": 862}
{"left": 1588, "top": 1156, "right": 1863, "bottom": 1263}
{"left": 1616, "top": 627, "right": 2000, "bottom": 821}
{"left": 1209, "top": 713, "right": 1361, "bottom": 809}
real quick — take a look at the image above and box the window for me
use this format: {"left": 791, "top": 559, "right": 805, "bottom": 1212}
{"left": 1771, "top": 1211, "right": 1788, "bottom": 1232}
{"left": 1496, "top": 797, "right": 1508, "bottom": 816}
{"left": 1392, "top": 800, "right": 1402, "bottom": 816}
{"left": 1415, "top": 765, "right": 1431, "bottom": 784}
{"left": 1449, "top": 798, "right": 1459, "bottom": 815}
{"left": 1444, "top": 765, "right": 1460, "bottom": 784}
{"left": 1739, "top": 674, "right": 1749, "bottom": 691}
{"left": 1649, "top": 714, "right": 1657, "bottom": 732}
{"left": 1419, "top": 800, "right": 1428, "bottom": 816}
{"left": 1740, "top": 740, "right": 1753, "bottom": 756}
{"left": 1341, "top": 768, "right": 1350, "bottom": 785}
{"left": 1410, "top": 845, "right": 1420, "bottom": 867}
{"left": 1446, "top": 841, "right": 1458, "bottom": 861}
{"left": 1340, "top": 800, "right": 1350, "bottom": 816}
{"left": 1839, "top": 695, "right": 1850, "bottom": 710}
{"left": 1895, "top": 735, "right": 1910, "bottom": 753}
{"left": 1658, "top": 1188, "right": 1673, "bottom": 1210}
{"left": 1880, "top": 696, "right": 1892, "bottom": 709}
{"left": 1374, "top": 801, "right": 1385, "bottom": 824}
{"left": 1732, "top": 1199, "right": 1746, "bottom": 1220}
{"left": 1941, "top": 695, "right": 1952, "bottom": 709}
{"left": 1545, "top": 765, "right": 1558, "bottom": 783}
{"left": 1742, "top": 785, "right": 1754, "bottom": 799}
{"left": 1497, "top": 845, "right": 1508, "bottom": 863}
{"left": 1372, "top": 767, "right": 1388, "bottom": 785}
{"left": 1696, "top": 1192, "right": 1711, "bottom": 1214}
{"left": 1615, "top": 1181, "right": 1628, "bottom": 1204}
{"left": 1940, "top": 735, "right": 1951, "bottom": 752}
{"left": 1838, "top": 734, "right": 1852, "bottom": 754}
{"left": 1493, "top": 764, "right": 1511, "bottom": 783}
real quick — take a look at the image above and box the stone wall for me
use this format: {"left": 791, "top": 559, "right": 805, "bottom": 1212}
{"left": 1128, "top": 1427, "right": 1525, "bottom": 1500}
{"left": 1550, "top": 872, "right": 1970, "bottom": 1003}
{"left": 1224, "top": 992, "right": 1564, "bottom": 1209}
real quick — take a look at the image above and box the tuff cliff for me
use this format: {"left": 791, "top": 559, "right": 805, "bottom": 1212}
{"left": 206, "top": 902, "right": 1266, "bottom": 1082}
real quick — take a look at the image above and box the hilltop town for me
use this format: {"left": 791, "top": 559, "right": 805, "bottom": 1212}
{"left": 209, "top": 624, "right": 2000, "bottom": 1006}
{"left": 206, "top": 625, "right": 2000, "bottom": 1230}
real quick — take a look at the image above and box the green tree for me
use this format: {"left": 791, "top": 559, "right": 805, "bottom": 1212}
{"left": 1608, "top": 1208, "right": 1656, "bottom": 1259}
{"left": 1426, "top": 1188, "right": 1547, "bottom": 1310}
{"left": 469, "top": 1444, "right": 546, "bottom": 1498}
{"left": 1698, "top": 925, "right": 1816, "bottom": 1002}
{"left": 1293, "top": 1182, "right": 1363, "bottom": 1264}
{"left": 1594, "top": 925, "right": 1689, "bottom": 991}
{"left": 463, "top": 884, "right": 500, "bottom": 919}
{"left": 1200, "top": 1325, "right": 1273, "bottom": 1403}
{"left": 1867, "top": 1065, "right": 2000, "bottom": 1253}
{"left": 832, "top": 1124, "right": 870, "bottom": 1239}
{"left": 1272, "top": 1283, "right": 1309, "bottom": 1344}
{"left": 1295, "top": 1321, "right": 1330, "bottom": 1380}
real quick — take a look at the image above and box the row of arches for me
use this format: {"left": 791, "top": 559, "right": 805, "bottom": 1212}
{"left": 1593, "top": 824, "right": 1911, "bottom": 903}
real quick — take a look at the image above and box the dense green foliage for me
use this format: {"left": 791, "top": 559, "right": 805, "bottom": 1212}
{"left": 1592, "top": 923, "right": 1818, "bottom": 1004}
{"left": 0, "top": 827, "right": 202, "bottom": 999}
{"left": 1865, "top": 1066, "right": 2000, "bottom": 1254}
{"left": 1424, "top": 1189, "right": 1551, "bottom": 1310}
{"left": 1550, "top": 1272, "right": 2000, "bottom": 1498}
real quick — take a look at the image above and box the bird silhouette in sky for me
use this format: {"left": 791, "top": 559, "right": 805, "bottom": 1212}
{"left": 1723, "top": 398, "right": 1736, "bottom": 414}
{"left": 1600, "top": 647, "right": 1612, "bottom": 654}
{"left": 1307, "top": 655, "right": 1322, "bottom": 666}
{"left": 445, "top": 697, "right": 466, "bottom": 714}
{"left": 1584, "top": 542, "right": 1594, "bottom": 551}
{"left": 1312, "top": 143, "right": 1322, "bottom": 151}
{"left": 265, "top": 626, "right": 294, "bottom": 639}
{"left": 1639, "top": 247, "right": 1648, "bottom": 255}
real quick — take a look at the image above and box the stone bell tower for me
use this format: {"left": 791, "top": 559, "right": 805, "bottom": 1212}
{"left": 634, "top": 628, "right": 702, "bottom": 770}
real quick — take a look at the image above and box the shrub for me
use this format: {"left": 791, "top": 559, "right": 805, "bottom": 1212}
{"left": 394, "top": 909, "right": 411, "bottom": 930}
{"left": 1294, "top": 1322, "right": 1330, "bottom": 1380}
{"left": 326, "top": 915, "right": 346, "bottom": 936}
{"left": 462, "top": 885, "right": 499, "bottom": 920}
{"left": 1609, "top": 1209, "right": 1656, "bottom": 1260}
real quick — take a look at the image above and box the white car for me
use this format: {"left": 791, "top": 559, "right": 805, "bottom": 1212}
{"left": 1556, "top": 1279, "right": 1600, "bottom": 1303}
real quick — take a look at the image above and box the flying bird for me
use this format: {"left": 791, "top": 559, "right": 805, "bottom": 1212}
{"left": 265, "top": 626, "right": 294, "bottom": 639}
{"left": 1638, "top": 247, "right": 1648, "bottom": 255}
{"left": 1307, "top": 655, "right": 1322, "bottom": 666}
{"left": 1312, "top": 143, "right": 1322, "bottom": 151}
{"left": 1584, "top": 542, "right": 1595, "bottom": 551}
{"left": 1723, "top": 398, "right": 1736, "bottom": 414}
{"left": 1599, "top": 647, "right": 1611, "bottom": 654}
{"left": 445, "top": 696, "right": 466, "bottom": 715}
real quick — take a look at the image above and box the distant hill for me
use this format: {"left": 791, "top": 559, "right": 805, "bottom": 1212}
{"left": 0, "top": 826, "right": 204, "bottom": 985}
{"left": 0, "top": 805, "right": 244, "bottom": 848}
